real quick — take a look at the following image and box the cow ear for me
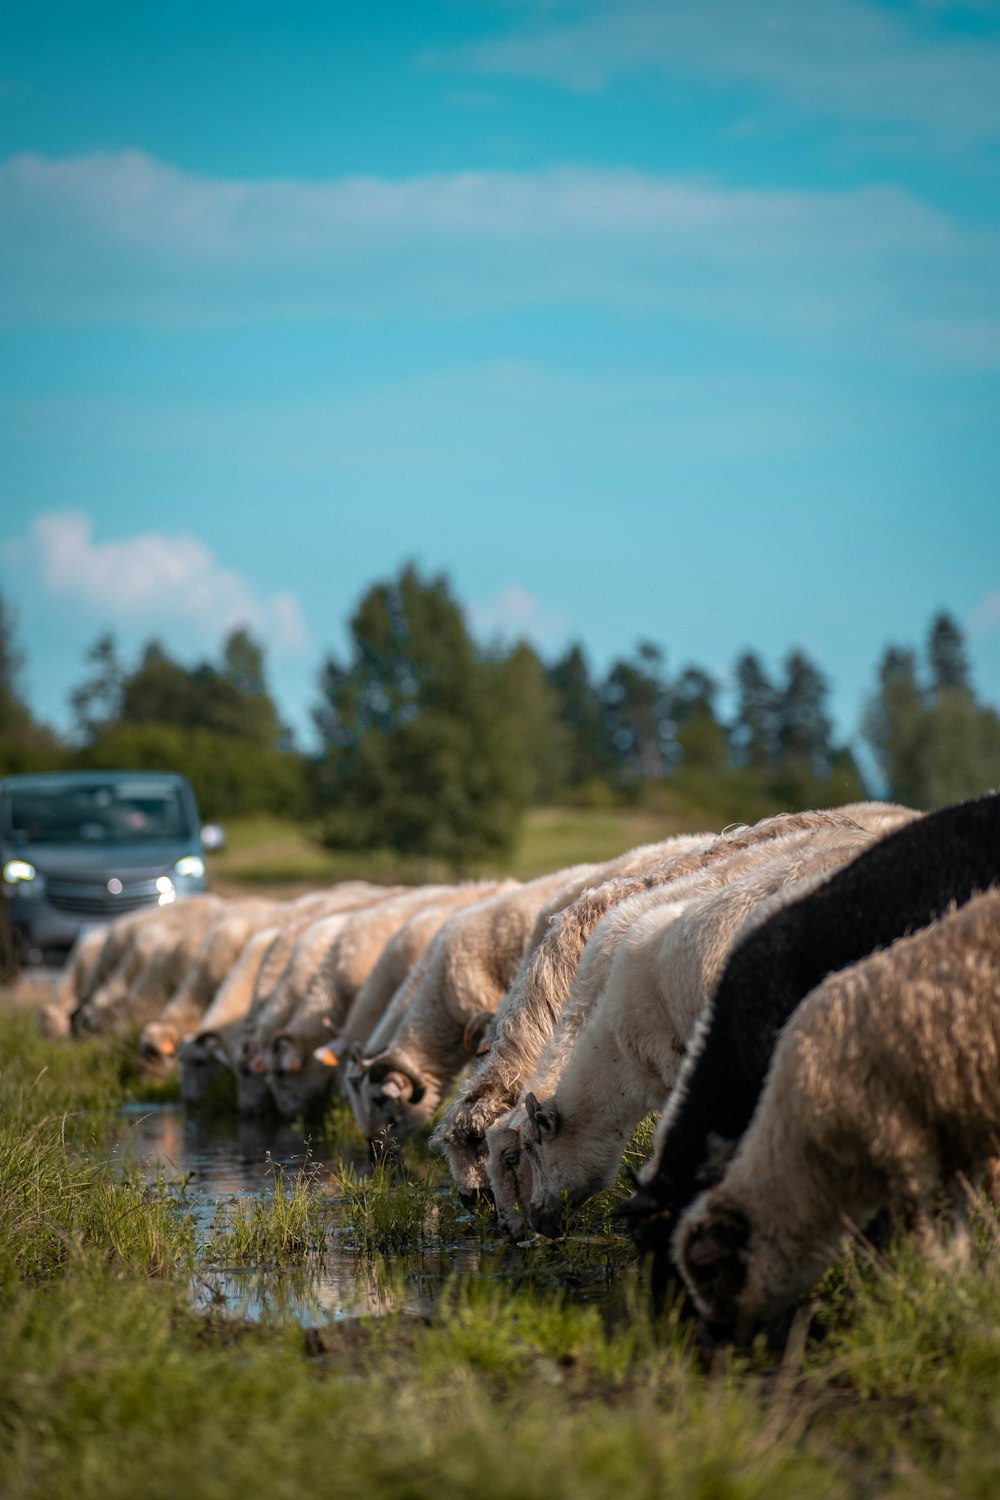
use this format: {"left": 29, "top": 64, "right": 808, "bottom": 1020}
{"left": 680, "top": 1207, "right": 751, "bottom": 1307}
{"left": 463, "top": 1010, "right": 495, "bottom": 1057}
{"left": 524, "top": 1092, "right": 560, "bottom": 1141}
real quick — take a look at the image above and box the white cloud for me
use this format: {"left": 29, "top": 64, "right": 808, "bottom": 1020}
{"left": 18, "top": 510, "right": 308, "bottom": 654}
{"left": 970, "top": 592, "right": 1000, "bottom": 635}
{"left": 1, "top": 149, "right": 957, "bottom": 262}
{"left": 432, "top": 0, "right": 1000, "bottom": 147}
{"left": 470, "top": 584, "right": 568, "bottom": 648}
{"left": 1, "top": 150, "right": 996, "bottom": 368}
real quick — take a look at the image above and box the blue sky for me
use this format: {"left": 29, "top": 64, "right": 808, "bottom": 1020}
{"left": 2, "top": 0, "right": 999, "bottom": 752}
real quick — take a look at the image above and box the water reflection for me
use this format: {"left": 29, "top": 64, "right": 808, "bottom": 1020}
{"left": 112, "top": 1103, "right": 349, "bottom": 1218}
{"left": 107, "top": 1104, "right": 487, "bottom": 1326}
{"left": 106, "top": 1103, "right": 634, "bottom": 1328}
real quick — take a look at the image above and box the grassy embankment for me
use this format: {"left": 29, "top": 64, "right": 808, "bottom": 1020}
{"left": 207, "top": 804, "right": 709, "bottom": 893}
{"left": 5, "top": 997, "right": 1000, "bottom": 1498}
{"left": 208, "top": 764, "right": 871, "bottom": 892}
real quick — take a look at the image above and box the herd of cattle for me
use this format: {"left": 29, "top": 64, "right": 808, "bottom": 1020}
{"left": 41, "top": 791, "right": 1000, "bottom": 1340}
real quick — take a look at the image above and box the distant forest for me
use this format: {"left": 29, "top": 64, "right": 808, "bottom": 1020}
{"left": 2, "top": 567, "right": 998, "bottom": 863}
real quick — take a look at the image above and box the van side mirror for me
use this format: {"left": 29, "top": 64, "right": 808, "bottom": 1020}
{"left": 200, "top": 823, "right": 226, "bottom": 852}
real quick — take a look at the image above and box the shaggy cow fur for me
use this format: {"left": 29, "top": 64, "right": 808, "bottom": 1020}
{"left": 516, "top": 828, "right": 881, "bottom": 1238}
{"left": 139, "top": 900, "right": 283, "bottom": 1064}
{"left": 484, "top": 821, "right": 895, "bottom": 1237}
{"left": 427, "top": 838, "right": 720, "bottom": 1195}
{"left": 438, "top": 805, "right": 911, "bottom": 1205}
{"left": 267, "top": 883, "right": 502, "bottom": 1120}
{"left": 675, "top": 887, "right": 1000, "bottom": 1338}
{"left": 77, "top": 895, "right": 225, "bottom": 1032}
{"left": 177, "top": 923, "right": 280, "bottom": 1106}
{"left": 41, "top": 923, "right": 121, "bottom": 1039}
{"left": 312, "top": 882, "right": 506, "bottom": 1076}
{"left": 627, "top": 793, "right": 1000, "bottom": 1286}
{"left": 231, "top": 886, "right": 405, "bottom": 1115}
{"left": 349, "top": 870, "right": 603, "bottom": 1147}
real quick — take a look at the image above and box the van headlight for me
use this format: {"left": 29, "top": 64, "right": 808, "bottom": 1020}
{"left": 3, "top": 860, "right": 45, "bottom": 897}
{"left": 173, "top": 855, "right": 205, "bottom": 880}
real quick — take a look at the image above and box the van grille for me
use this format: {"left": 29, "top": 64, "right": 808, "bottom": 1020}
{"left": 45, "top": 877, "right": 163, "bottom": 917}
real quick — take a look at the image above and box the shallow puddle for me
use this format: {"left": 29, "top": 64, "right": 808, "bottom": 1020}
{"left": 106, "top": 1103, "right": 635, "bottom": 1327}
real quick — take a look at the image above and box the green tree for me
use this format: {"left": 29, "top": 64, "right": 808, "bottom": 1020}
{"left": 862, "top": 647, "right": 925, "bottom": 806}
{"left": 601, "top": 641, "right": 672, "bottom": 784}
{"left": 220, "top": 627, "right": 286, "bottom": 747}
{"left": 863, "top": 615, "right": 1000, "bottom": 809}
{"left": 776, "top": 650, "right": 834, "bottom": 777}
{"left": 76, "top": 722, "right": 309, "bottom": 820}
{"left": 118, "top": 636, "right": 282, "bottom": 747}
{"left": 915, "top": 693, "right": 1000, "bottom": 809}
{"left": 222, "top": 627, "right": 267, "bottom": 696}
{"left": 0, "top": 593, "right": 34, "bottom": 740}
{"left": 0, "top": 593, "right": 60, "bottom": 775}
{"left": 731, "top": 651, "right": 780, "bottom": 769}
{"left": 70, "top": 628, "right": 304, "bottom": 815}
{"left": 315, "top": 565, "right": 525, "bottom": 866}
{"left": 928, "top": 611, "right": 970, "bottom": 694}
{"left": 546, "top": 644, "right": 616, "bottom": 790}
{"left": 492, "top": 642, "right": 572, "bottom": 804}
{"left": 672, "top": 667, "right": 730, "bottom": 774}
{"left": 69, "top": 632, "right": 125, "bottom": 744}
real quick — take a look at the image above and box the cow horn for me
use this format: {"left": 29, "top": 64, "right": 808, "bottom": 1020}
{"left": 379, "top": 1068, "right": 414, "bottom": 1102}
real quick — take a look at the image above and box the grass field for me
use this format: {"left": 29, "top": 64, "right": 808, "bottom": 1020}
{"left": 207, "top": 805, "right": 707, "bottom": 893}
{"left": 4, "top": 995, "right": 1000, "bottom": 1499}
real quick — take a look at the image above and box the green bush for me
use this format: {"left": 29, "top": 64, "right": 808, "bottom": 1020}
{"left": 74, "top": 723, "right": 312, "bottom": 821}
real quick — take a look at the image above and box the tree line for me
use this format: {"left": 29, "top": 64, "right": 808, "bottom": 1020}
{"left": 1, "top": 568, "right": 997, "bottom": 864}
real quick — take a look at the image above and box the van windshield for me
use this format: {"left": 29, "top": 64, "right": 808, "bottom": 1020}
{"left": 4, "top": 781, "right": 192, "bottom": 846}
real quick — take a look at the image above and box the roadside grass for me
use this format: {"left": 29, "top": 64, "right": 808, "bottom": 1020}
{"left": 206, "top": 779, "right": 862, "bottom": 893}
{"left": 505, "top": 804, "right": 701, "bottom": 879}
{"left": 0, "top": 1006, "right": 147, "bottom": 1138}
{"left": 6, "top": 1000, "right": 1000, "bottom": 1499}
{"left": 207, "top": 804, "right": 703, "bottom": 891}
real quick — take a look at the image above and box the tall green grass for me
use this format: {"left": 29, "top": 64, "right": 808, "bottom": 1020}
{"left": 7, "top": 1000, "right": 1000, "bottom": 1500}
{"left": 337, "top": 1154, "right": 438, "bottom": 1253}
{"left": 0, "top": 1009, "right": 195, "bottom": 1293}
{"left": 206, "top": 1160, "right": 328, "bottom": 1262}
